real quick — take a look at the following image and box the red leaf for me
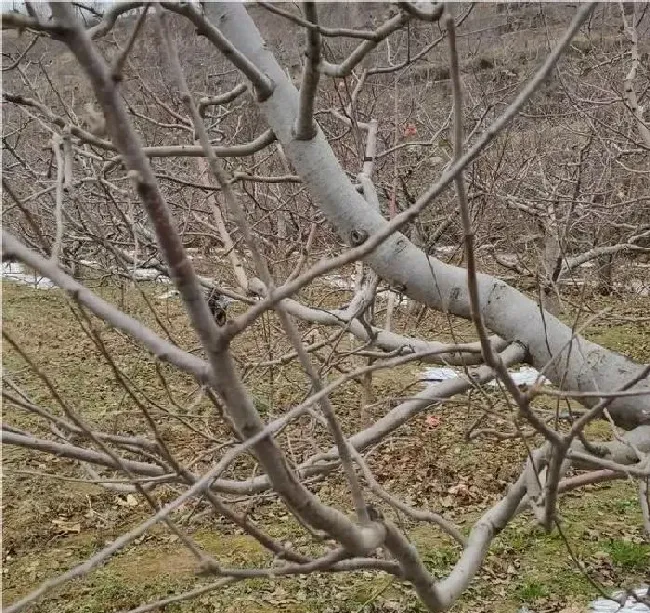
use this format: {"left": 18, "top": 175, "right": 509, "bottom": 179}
{"left": 425, "top": 415, "right": 441, "bottom": 428}
{"left": 404, "top": 124, "right": 418, "bottom": 137}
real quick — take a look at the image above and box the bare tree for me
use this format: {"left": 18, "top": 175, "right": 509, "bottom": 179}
{"left": 2, "top": 2, "right": 649, "bottom": 612}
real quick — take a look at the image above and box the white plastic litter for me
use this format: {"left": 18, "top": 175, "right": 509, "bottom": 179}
{"left": 322, "top": 274, "right": 355, "bottom": 290}
{"left": 1, "top": 261, "right": 54, "bottom": 289}
{"left": 2, "top": 259, "right": 173, "bottom": 289}
{"left": 129, "top": 268, "right": 170, "bottom": 283}
{"left": 497, "top": 365, "right": 551, "bottom": 387}
{"left": 78, "top": 260, "right": 171, "bottom": 284}
{"left": 421, "top": 366, "right": 459, "bottom": 382}
{"left": 157, "top": 289, "right": 181, "bottom": 300}
{"left": 590, "top": 587, "right": 649, "bottom": 613}
{"left": 420, "top": 365, "right": 551, "bottom": 387}
{"left": 375, "top": 289, "right": 410, "bottom": 305}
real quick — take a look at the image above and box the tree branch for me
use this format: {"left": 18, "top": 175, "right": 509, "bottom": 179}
{"left": 294, "top": 2, "right": 321, "bottom": 140}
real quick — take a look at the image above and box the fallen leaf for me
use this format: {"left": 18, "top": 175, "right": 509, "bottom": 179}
{"left": 404, "top": 123, "right": 418, "bottom": 137}
{"left": 115, "top": 494, "right": 139, "bottom": 507}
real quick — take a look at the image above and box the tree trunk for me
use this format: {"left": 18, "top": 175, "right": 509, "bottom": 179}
{"left": 597, "top": 253, "right": 614, "bottom": 296}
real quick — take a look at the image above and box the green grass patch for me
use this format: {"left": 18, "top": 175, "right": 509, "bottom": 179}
{"left": 604, "top": 539, "right": 650, "bottom": 571}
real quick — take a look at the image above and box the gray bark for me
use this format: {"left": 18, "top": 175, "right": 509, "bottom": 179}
{"left": 597, "top": 253, "right": 614, "bottom": 296}
{"left": 204, "top": 3, "right": 650, "bottom": 430}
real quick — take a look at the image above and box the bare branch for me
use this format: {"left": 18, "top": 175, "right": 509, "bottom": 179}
{"left": 110, "top": 3, "right": 150, "bottom": 81}
{"left": 256, "top": 2, "right": 389, "bottom": 40}
{"left": 87, "top": 2, "right": 144, "bottom": 39}
{"left": 50, "top": 134, "right": 65, "bottom": 263}
{"left": 3, "top": 92, "right": 116, "bottom": 149}
{"left": 397, "top": 2, "right": 444, "bottom": 22}
{"left": 319, "top": 11, "right": 410, "bottom": 78}
{"left": 162, "top": 2, "right": 274, "bottom": 101}
{"left": 2, "top": 232, "right": 211, "bottom": 382}
{"left": 111, "top": 128, "right": 276, "bottom": 161}
{"left": 294, "top": 2, "right": 321, "bottom": 141}
{"left": 198, "top": 83, "right": 248, "bottom": 116}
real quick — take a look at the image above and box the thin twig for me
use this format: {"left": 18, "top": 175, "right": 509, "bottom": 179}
{"left": 111, "top": 4, "right": 150, "bottom": 81}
